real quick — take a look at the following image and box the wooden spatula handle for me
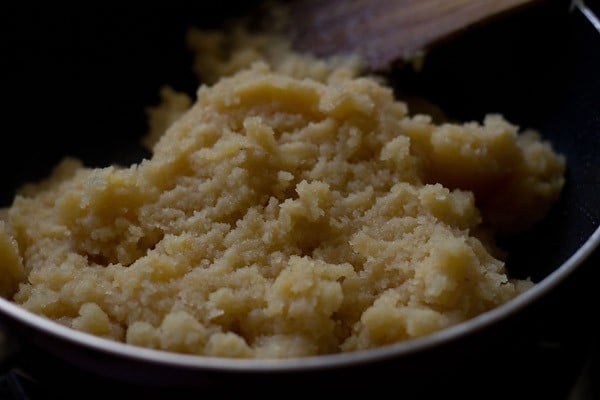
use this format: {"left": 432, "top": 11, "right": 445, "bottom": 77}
{"left": 287, "top": 0, "right": 538, "bottom": 70}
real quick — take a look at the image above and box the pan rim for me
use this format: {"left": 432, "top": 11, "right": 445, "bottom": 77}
{"left": 0, "top": 225, "right": 598, "bottom": 373}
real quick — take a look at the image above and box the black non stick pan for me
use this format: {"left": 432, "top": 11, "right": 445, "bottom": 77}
{"left": 0, "top": 1, "right": 598, "bottom": 398}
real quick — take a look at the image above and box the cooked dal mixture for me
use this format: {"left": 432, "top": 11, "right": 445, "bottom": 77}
{"left": 0, "top": 28, "right": 565, "bottom": 358}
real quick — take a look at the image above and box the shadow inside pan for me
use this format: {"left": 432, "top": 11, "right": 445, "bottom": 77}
{"left": 389, "top": 0, "right": 600, "bottom": 281}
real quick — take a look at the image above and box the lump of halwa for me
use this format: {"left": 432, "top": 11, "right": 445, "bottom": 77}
{"left": 0, "top": 32, "right": 564, "bottom": 359}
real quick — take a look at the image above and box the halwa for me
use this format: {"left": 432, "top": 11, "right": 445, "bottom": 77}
{"left": 0, "top": 28, "right": 565, "bottom": 358}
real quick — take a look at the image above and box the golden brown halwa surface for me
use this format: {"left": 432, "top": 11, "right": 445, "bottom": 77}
{"left": 0, "top": 30, "right": 565, "bottom": 358}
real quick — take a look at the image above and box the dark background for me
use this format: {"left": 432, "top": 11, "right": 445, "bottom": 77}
{"left": 0, "top": 3, "right": 260, "bottom": 206}
{"left": 0, "top": 1, "right": 599, "bottom": 398}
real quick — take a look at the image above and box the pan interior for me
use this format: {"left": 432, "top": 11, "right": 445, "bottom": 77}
{"left": 0, "top": 0, "right": 598, "bottom": 369}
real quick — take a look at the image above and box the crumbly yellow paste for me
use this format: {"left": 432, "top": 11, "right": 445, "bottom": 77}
{"left": 0, "top": 29, "right": 565, "bottom": 358}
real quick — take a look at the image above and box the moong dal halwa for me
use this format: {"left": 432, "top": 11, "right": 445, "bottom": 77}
{"left": 0, "top": 29, "right": 565, "bottom": 358}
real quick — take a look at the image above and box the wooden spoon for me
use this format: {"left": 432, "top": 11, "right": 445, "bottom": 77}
{"left": 283, "top": 0, "right": 540, "bottom": 71}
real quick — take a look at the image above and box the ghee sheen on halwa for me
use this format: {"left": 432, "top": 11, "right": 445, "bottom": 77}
{"left": 0, "top": 30, "right": 565, "bottom": 358}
